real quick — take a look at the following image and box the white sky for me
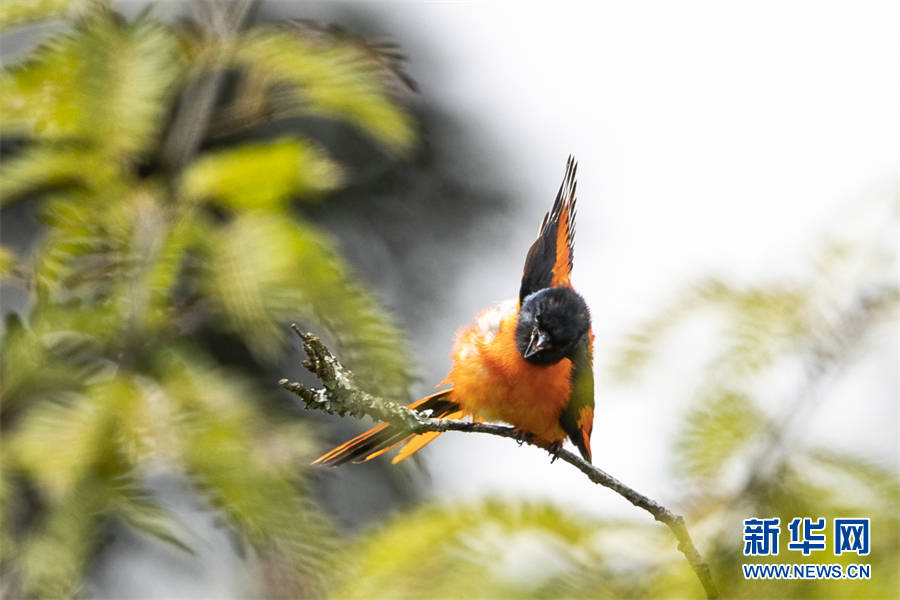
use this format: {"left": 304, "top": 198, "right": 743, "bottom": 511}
{"left": 379, "top": 0, "right": 899, "bottom": 517}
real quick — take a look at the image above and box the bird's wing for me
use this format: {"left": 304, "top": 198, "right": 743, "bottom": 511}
{"left": 558, "top": 334, "right": 594, "bottom": 462}
{"left": 519, "top": 156, "right": 577, "bottom": 304}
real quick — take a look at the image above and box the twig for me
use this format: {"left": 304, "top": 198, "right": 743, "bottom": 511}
{"left": 280, "top": 326, "right": 719, "bottom": 599}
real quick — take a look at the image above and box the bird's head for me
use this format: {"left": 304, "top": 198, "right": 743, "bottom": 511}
{"left": 515, "top": 287, "right": 590, "bottom": 365}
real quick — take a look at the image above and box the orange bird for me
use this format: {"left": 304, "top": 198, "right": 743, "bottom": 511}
{"left": 314, "top": 156, "right": 594, "bottom": 466}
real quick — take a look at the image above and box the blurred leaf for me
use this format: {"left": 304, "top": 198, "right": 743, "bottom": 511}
{"left": 612, "top": 279, "right": 814, "bottom": 381}
{"left": 231, "top": 26, "right": 416, "bottom": 152}
{"left": 0, "top": 0, "right": 108, "bottom": 30}
{"left": 333, "top": 498, "right": 706, "bottom": 600}
{"left": 0, "top": 312, "right": 92, "bottom": 412}
{"left": 716, "top": 286, "right": 809, "bottom": 376}
{"left": 802, "top": 449, "right": 900, "bottom": 506}
{"left": 8, "top": 378, "right": 124, "bottom": 502}
{"left": 0, "top": 144, "right": 115, "bottom": 205}
{"left": 334, "top": 499, "right": 603, "bottom": 600}
{"left": 612, "top": 230, "right": 899, "bottom": 599}
{"left": 18, "top": 484, "right": 105, "bottom": 598}
{"left": 0, "top": 306, "right": 121, "bottom": 421}
{"left": 159, "top": 350, "right": 335, "bottom": 595}
{"left": 610, "top": 279, "right": 729, "bottom": 381}
{"left": 675, "top": 390, "right": 766, "bottom": 481}
{"left": 110, "top": 482, "right": 195, "bottom": 555}
{"left": 0, "top": 452, "right": 16, "bottom": 563}
{"left": 0, "top": 245, "right": 19, "bottom": 277}
{"left": 181, "top": 138, "right": 343, "bottom": 210}
{"left": 0, "top": 12, "right": 185, "bottom": 158}
{"left": 136, "top": 208, "right": 204, "bottom": 333}
{"left": 200, "top": 213, "right": 411, "bottom": 398}
{"left": 32, "top": 190, "right": 132, "bottom": 302}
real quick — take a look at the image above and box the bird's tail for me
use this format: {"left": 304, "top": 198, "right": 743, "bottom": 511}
{"left": 312, "top": 389, "right": 462, "bottom": 466}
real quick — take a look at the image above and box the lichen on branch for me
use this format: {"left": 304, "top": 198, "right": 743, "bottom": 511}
{"left": 280, "top": 325, "right": 426, "bottom": 430}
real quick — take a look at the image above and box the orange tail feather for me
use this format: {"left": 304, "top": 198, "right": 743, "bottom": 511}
{"left": 312, "top": 389, "right": 459, "bottom": 466}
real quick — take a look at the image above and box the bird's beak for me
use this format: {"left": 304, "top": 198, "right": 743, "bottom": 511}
{"left": 524, "top": 328, "right": 551, "bottom": 358}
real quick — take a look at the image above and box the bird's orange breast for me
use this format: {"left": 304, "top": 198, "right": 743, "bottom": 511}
{"left": 442, "top": 299, "right": 572, "bottom": 444}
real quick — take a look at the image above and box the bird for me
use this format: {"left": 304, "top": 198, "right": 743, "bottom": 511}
{"left": 313, "top": 156, "right": 594, "bottom": 466}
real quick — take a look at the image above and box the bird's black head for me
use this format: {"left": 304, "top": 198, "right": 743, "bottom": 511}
{"left": 515, "top": 287, "right": 591, "bottom": 365}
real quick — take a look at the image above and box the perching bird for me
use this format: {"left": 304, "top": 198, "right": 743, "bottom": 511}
{"left": 313, "top": 156, "right": 594, "bottom": 466}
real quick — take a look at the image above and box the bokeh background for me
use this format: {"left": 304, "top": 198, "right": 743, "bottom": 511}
{"left": 1, "top": 1, "right": 897, "bottom": 598}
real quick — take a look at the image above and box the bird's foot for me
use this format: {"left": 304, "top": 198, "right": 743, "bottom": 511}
{"left": 514, "top": 429, "right": 534, "bottom": 447}
{"left": 547, "top": 441, "right": 563, "bottom": 463}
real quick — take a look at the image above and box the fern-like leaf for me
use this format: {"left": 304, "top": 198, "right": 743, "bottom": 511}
{"left": 181, "top": 138, "right": 344, "bottom": 210}
{"left": 230, "top": 26, "right": 415, "bottom": 152}
{"left": 0, "top": 0, "right": 108, "bottom": 31}
{"left": 110, "top": 480, "right": 196, "bottom": 555}
{"left": 1, "top": 12, "right": 184, "bottom": 159}
{"left": 675, "top": 390, "right": 767, "bottom": 482}
{"left": 0, "top": 245, "right": 19, "bottom": 277}
{"left": 159, "top": 350, "right": 336, "bottom": 595}
{"left": 17, "top": 484, "right": 106, "bottom": 598}
{"left": 333, "top": 499, "right": 642, "bottom": 600}
{"left": 0, "top": 144, "right": 115, "bottom": 205}
{"left": 200, "top": 213, "right": 411, "bottom": 398}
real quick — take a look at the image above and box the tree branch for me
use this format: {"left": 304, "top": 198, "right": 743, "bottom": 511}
{"left": 280, "top": 325, "right": 719, "bottom": 599}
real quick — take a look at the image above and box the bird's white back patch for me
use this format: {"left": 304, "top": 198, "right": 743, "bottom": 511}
{"left": 474, "top": 298, "right": 517, "bottom": 345}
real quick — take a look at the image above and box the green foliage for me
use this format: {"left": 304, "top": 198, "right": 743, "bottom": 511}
{"left": 0, "top": 145, "right": 107, "bottom": 204}
{"left": 611, "top": 237, "right": 899, "bottom": 599}
{"left": 675, "top": 389, "right": 767, "bottom": 482}
{"left": 1, "top": 12, "right": 184, "bottom": 157}
{"left": 181, "top": 139, "right": 344, "bottom": 210}
{"left": 0, "top": 245, "right": 18, "bottom": 276}
{"left": 158, "top": 349, "right": 335, "bottom": 591}
{"left": 0, "top": 0, "right": 108, "bottom": 30}
{"left": 332, "top": 498, "right": 713, "bottom": 600}
{"left": 334, "top": 499, "right": 618, "bottom": 600}
{"left": 198, "top": 213, "right": 410, "bottom": 397}
{"left": 611, "top": 279, "right": 811, "bottom": 382}
{"left": 1, "top": 2, "right": 416, "bottom": 596}
{"left": 230, "top": 25, "right": 416, "bottom": 152}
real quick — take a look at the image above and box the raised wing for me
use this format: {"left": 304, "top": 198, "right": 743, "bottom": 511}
{"left": 558, "top": 334, "right": 594, "bottom": 462}
{"left": 519, "top": 156, "right": 577, "bottom": 305}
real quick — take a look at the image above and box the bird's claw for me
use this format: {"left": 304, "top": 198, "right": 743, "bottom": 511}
{"left": 514, "top": 430, "right": 533, "bottom": 447}
{"left": 548, "top": 442, "right": 563, "bottom": 463}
